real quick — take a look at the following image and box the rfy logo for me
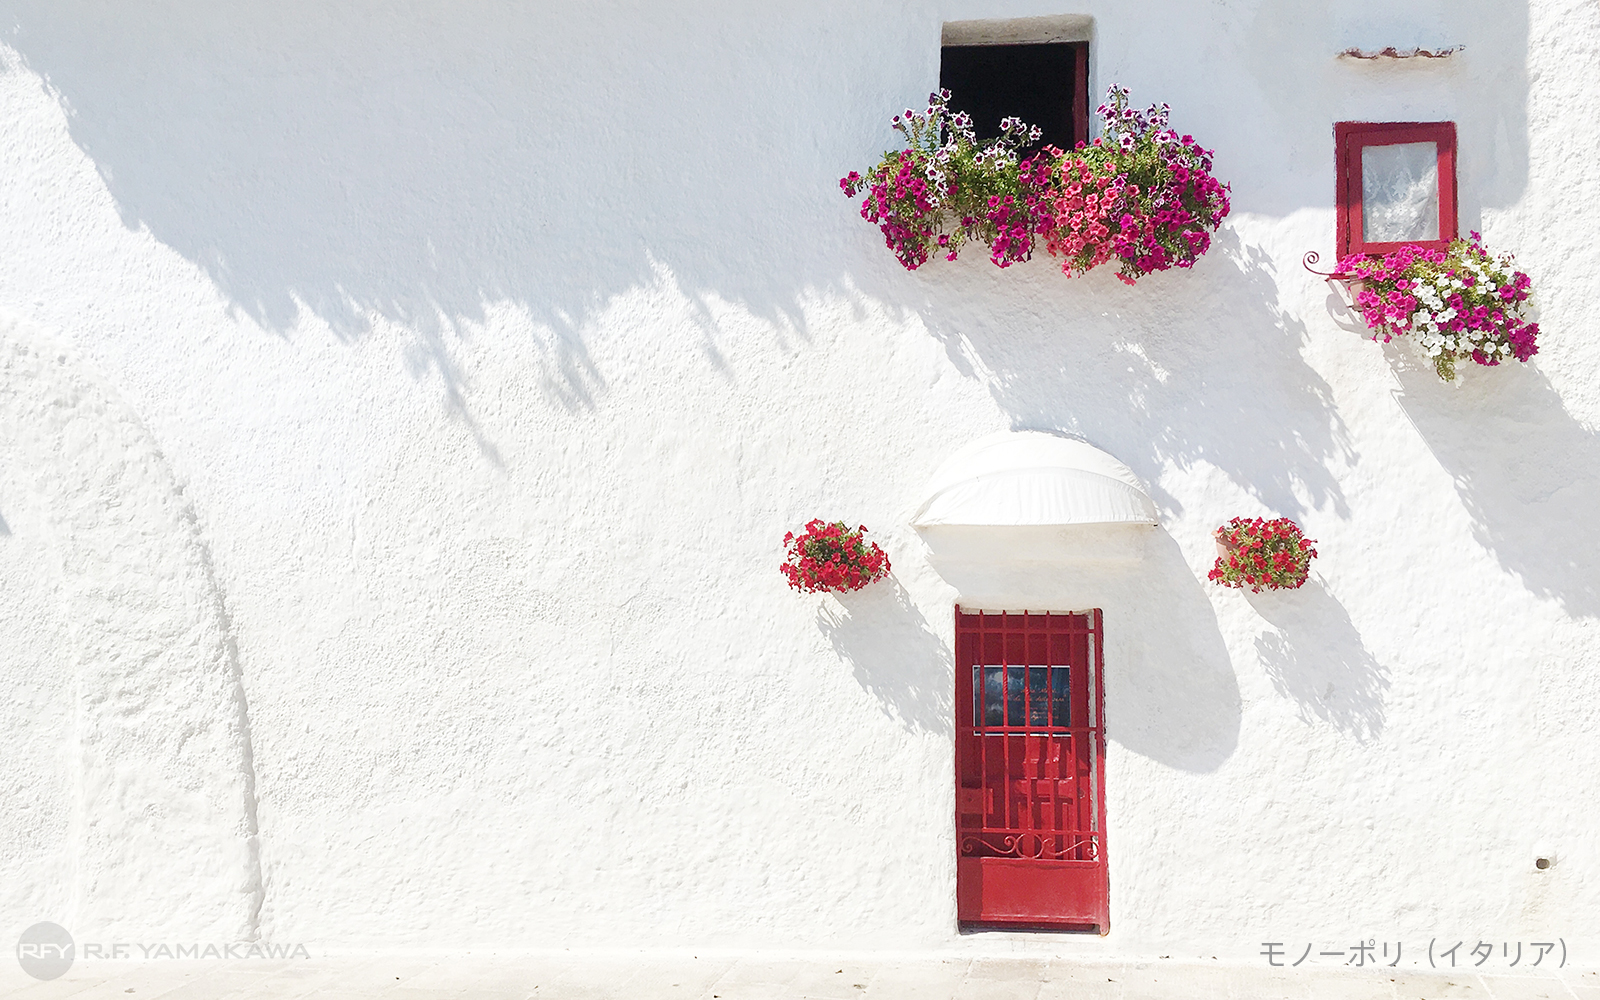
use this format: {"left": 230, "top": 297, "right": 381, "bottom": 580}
{"left": 16, "top": 922, "right": 74, "bottom": 980}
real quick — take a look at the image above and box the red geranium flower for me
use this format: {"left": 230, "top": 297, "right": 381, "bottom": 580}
{"left": 781, "top": 520, "right": 891, "bottom": 594}
{"left": 1207, "top": 517, "right": 1317, "bottom": 592}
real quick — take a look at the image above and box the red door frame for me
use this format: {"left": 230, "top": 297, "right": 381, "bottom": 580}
{"left": 1335, "top": 120, "right": 1458, "bottom": 259}
{"left": 954, "top": 607, "right": 1108, "bottom": 933}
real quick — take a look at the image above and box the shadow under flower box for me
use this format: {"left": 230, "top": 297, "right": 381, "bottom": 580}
{"left": 1303, "top": 251, "right": 1369, "bottom": 317}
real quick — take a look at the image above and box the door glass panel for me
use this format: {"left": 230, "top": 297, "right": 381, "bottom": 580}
{"left": 1006, "top": 665, "right": 1025, "bottom": 725}
{"left": 1027, "top": 667, "right": 1051, "bottom": 726}
{"left": 1362, "top": 141, "right": 1439, "bottom": 242}
{"left": 980, "top": 666, "right": 1005, "bottom": 727}
{"left": 1051, "top": 666, "right": 1071, "bottom": 727}
{"left": 976, "top": 664, "right": 1073, "bottom": 729}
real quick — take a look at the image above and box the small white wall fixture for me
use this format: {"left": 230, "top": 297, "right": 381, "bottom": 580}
{"left": 912, "top": 431, "right": 1159, "bottom": 581}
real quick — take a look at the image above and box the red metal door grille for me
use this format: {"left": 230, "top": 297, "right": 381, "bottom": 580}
{"left": 955, "top": 608, "right": 1108, "bottom": 933}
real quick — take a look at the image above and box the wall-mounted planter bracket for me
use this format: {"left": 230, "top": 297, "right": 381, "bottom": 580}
{"left": 1303, "top": 251, "right": 1368, "bottom": 317}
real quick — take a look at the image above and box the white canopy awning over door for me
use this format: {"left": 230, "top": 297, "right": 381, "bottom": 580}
{"left": 912, "top": 431, "right": 1157, "bottom": 528}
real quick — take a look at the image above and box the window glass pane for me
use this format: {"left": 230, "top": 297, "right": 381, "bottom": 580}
{"left": 1361, "top": 141, "right": 1439, "bottom": 243}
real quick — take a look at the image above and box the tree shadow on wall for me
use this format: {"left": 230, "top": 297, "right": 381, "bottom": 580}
{"left": 816, "top": 578, "right": 952, "bottom": 739}
{"left": 913, "top": 228, "right": 1354, "bottom": 523}
{"left": 0, "top": 0, "right": 892, "bottom": 433}
{"left": 1388, "top": 352, "right": 1600, "bottom": 618}
{"left": 1248, "top": 578, "right": 1388, "bottom": 741}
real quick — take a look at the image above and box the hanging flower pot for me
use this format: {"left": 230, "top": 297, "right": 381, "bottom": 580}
{"left": 1208, "top": 517, "right": 1317, "bottom": 592}
{"left": 781, "top": 520, "right": 891, "bottom": 594}
{"left": 1215, "top": 532, "right": 1239, "bottom": 564}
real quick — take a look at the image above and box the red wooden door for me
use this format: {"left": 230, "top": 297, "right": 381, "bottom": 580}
{"left": 955, "top": 608, "right": 1108, "bottom": 932}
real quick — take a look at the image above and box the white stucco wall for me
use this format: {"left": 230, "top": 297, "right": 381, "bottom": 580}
{"left": 1, "top": 0, "right": 1597, "bottom": 966}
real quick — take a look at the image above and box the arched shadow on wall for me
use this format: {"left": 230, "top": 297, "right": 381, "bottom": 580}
{"left": 914, "top": 228, "right": 1354, "bottom": 523}
{"left": 1110, "top": 531, "right": 1243, "bottom": 773}
{"left": 816, "top": 578, "right": 952, "bottom": 738}
{"left": 1389, "top": 354, "right": 1600, "bottom": 618}
{"left": 1248, "top": 578, "right": 1388, "bottom": 740}
{"left": 916, "top": 528, "right": 1242, "bottom": 773}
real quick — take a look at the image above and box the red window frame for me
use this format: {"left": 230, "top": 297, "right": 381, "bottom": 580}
{"left": 1335, "top": 121, "right": 1457, "bottom": 259}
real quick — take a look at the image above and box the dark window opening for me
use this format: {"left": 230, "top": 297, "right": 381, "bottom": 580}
{"left": 939, "top": 42, "right": 1089, "bottom": 156}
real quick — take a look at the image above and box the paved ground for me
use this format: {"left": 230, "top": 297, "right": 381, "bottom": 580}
{"left": 1, "top": 955, "right": 1595, "bottom": 1000}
